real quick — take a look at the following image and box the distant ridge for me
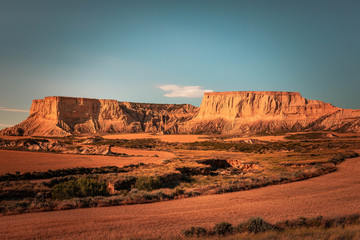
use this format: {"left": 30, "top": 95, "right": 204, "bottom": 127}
{"left": 1, "top": 91, "right": 359, "bottom": 136}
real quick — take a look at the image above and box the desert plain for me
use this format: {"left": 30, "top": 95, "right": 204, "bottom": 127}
{"left": 1, "top": 92, "right": 360, "bottom": 239}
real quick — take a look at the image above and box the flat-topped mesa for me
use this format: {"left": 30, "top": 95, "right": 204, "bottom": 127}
{"left": 196, "top": 91, "right": 336, "bottom": 120}
{"left": 0, "top": 96, "right": 198, "bottom": 136}
{"left": 1, "top": 91, "right": 360, "bottom": 136}
{"left": 181, "top": 91, "right": 360, "bottom": 134}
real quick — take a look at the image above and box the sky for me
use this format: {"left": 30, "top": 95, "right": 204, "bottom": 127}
{"left": 0, "top": 0, "right": 360, "bottom": 129}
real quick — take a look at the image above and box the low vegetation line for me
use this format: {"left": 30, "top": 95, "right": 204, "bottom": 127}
{"left": 182, "top": 214, "right": 360, "bottom": 238}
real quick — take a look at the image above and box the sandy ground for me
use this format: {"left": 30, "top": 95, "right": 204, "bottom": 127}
{"left": 224, "top": 135, "right": 288, "bottom": 142}
{"left": 102, "top": 133, "right": 210, "bottom": 142}
{"left": 0, "top": 136, "right": 34, "bottom": 140}
{"left": 0, "top": 149, "right": 175, "bottom": 174}
{"left": 1, "top": 155, "right": 359, "bottom": 239}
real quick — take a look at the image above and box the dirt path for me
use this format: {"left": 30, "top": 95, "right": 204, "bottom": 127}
{"left": 1, "top": 156, "right": 360, "bottom": 239}
{"left": 0, "top": 149, "right": 175, "bottom": 174}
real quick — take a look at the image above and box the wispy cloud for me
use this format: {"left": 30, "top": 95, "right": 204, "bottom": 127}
{"left": 0, "top": 107, "right": 29, "bottom": 113}
{"left": 158, "top": 85, "right": 213, "bottom": 98}
{"left": 0, "top": 123, "right": 13, "bottom": 127}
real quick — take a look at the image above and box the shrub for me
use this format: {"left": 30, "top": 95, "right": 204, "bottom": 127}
{"left": 213, "top": 221, "right": 233, "bottom": 235}
{"left": 246, "top": 217, "right": 278, "bottom": 233}
{"left": 51, "top": 177, "right": 108, "bottom": 200}
{"left": 134, "top": 176, "right": 162, "bottom": 191}
{"left": 183, "top": 227, "right": 207, "bottom": 237}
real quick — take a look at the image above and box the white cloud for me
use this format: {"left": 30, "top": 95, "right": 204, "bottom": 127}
{"left": 0, "top": 107, "right": 29, "bottom": 113}
{"left": 158, "top": 85, "right": 213, "bottom": 98}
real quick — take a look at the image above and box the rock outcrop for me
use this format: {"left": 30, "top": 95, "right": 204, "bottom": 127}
{"left": 0, "top": 96, "right": 198, "bottom": 136}
{"left": 1, "top": 92, "right": 360, "bottom": 136}
{"left": 181, "top": 91, "right": 360, "bottom": 134}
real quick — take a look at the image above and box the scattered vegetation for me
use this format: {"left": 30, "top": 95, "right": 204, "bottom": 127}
{"left": 91, "top": 137, "right": 360, "bottom": 153}
{"left": 0, "top": 150, "right": 358, "bottom": 215}
{"left": 183, "top": 215, "right": 360, "bottom": 238}
{"left": 1, "top": 132, "right": 360, "bottom": 216}
{"left": 0, "top": 165, "right": 141, "bottom": 181}
{"left": 133, "top": 176, "right": 163, "bottom": 191}
{"left": 285, "top": 132, "right": 331, "bottom": 140}
{"left": 51, "top": 177, "right": 108, "bottom": 200}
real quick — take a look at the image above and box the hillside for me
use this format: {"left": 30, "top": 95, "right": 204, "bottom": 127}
{"left": 182, "top": 91, "right": 360, "bottom": 134}
{"left": 1, "top": 92, "right": 360, "bottom": 136}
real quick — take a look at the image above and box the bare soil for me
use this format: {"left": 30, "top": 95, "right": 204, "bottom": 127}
{"left": 0, "top": 149, "right": 175, "bottom": 174}
{"left": 1, "top": 155, "right": 359, "bottom": 239}
{"left": 102, "top": 133, "right": 210, "bottom": 142}
{"left": 224, "top": 135, "right": 288, "bottom": 142}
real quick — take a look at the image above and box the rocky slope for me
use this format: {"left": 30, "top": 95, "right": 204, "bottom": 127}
{"left": 0, "top": 96, "right": 198, "bottom": 136}
{"left": 1, "top": 92, "right": 359, "bottom": 136}
{"left": 181, "top": 91, "right": 360, "bottom": 134}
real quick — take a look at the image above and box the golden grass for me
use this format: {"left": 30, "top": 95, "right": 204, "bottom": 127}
{"left": 1, "top": 156, "right": 360, "bottom": 239}
{"left": 185, "top": 225, "right": 360, "bottom": 240}
{"left": 0, "top": 149, "right": 175, "bottom": 174}
{"left": 101, "top": 133, "right": 210, "bottom": 142}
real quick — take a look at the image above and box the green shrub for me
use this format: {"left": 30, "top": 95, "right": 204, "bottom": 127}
{"left": 134, "top": 176, "right": 162, "bottom": 191}
{"left": 213, "top": 221, "right": 233, "bottom": 235}
{"left": 51, "top": 177, "right": 108, "bottom": 199}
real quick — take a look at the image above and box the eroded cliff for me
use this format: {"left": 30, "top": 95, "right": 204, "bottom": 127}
{"left": 1, "top": 92, "right": 359, "bottom": 136}
{"left": 181, "top": 91, "right": 360, "bottom": 134}
{"left": 0, "top": 96, "right": 198, "bottom": 136}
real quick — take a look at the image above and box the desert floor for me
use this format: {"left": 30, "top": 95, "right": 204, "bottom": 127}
{"left": 101, "top": 133, "right": 210, "bottom": 142}
{"left": 1, "top": 154, "right": 359, "bottom": 239}
{"left": 0, "top": 148, "right": 175, "bottom": 174}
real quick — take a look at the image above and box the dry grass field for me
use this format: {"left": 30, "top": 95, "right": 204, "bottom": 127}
{"left": 101, "top": 133, "right": 210, "bottom": 142}
{"left": 0, "top": 148, "right": 175, "bottom": 174}
{"left": 0, "top": 132, "right": 359, "bottom": 239}
{"left": 1, "top": 155, "right": 359, "bottom": 239}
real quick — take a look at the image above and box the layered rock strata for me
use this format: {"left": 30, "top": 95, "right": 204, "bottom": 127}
{"left": 1, "top": 92, "right": 360, "bottom": 136}
{"left": 182, "top": 91, "right": 360, "bottom": 134}
{"left": 0, "top": 96, "right": 198, "bottom": 136}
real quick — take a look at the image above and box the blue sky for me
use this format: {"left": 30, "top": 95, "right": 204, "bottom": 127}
{"left": 1, "top": 0, "right": 359, "bottom": 129}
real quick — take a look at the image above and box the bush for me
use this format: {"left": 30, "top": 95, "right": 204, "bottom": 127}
{"left": 51, "top": 177, "right": 108, "bottom": 200}
{"left": 246, "top": 217, "right": 278, "bottom": 233}
{"left": 213, "top": 221, "right": 233, "bottom": 235}
{"left": 182, "top": 215, "right": 360, "bottom": 238}
{"left": 134, "top": 176, "right": 163, "bottom": 191}
{"left": 183, "top": 227, "right": 207, "bottom": 237}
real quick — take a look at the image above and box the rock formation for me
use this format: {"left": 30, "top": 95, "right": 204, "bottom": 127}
{"left": 1, "top": 91, "right": 360, "bottom": 136}
{"left": 181, "top": 91, "right": 360, "bottom": 134}
{"left": 0, "top": 96, "right": 198, "bottom": 136}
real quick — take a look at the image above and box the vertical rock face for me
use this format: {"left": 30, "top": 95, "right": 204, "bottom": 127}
{"left": 0, "top": 97, "right": 198, "bottom": 136}
{"left": 182, "top": 91, "right": 360, "bottom": 134}
{"left": 1, "top": 91, "right": 359, "bottom": 136}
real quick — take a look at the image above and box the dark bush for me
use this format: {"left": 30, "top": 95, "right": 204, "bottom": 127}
{"left": 0, "top": 166, "right": 127, "bottom": 181}
{"left": 51, "top": 177, "right": 108, "bottom": 199}
{"left": 246, "top": 217, "right": 278, "bottom": 233}
{"left": 134, "top": 176, "right": 163, "bottom": 191}
{"left": 183, "top": 227, "right": 207, "bottom": 237}
{"left": 213, "top": 221, "right": 233, "bottom": 235}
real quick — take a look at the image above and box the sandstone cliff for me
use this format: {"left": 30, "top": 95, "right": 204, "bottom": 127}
{"left": 1, "top": 92, "right": 359, "bottom": 136}
{"left": 181, "top": 91, "right": 360, "bottom": 134}
{"left": 0, "top": 97, "right": 198, "bottom": 136}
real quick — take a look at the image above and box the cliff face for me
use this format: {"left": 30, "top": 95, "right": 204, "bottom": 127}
{"left": 182, "top": 91, "right": 360, "bottom": 134}
{"left": 1, "top": 92, "right": 360, "bottom": 136}
{"left": 0, "top": 97, "right": 198, "bottom": 136}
